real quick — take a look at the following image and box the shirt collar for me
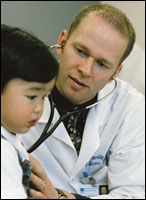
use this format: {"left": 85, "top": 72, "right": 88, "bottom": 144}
{"left": 52, "top": 86, "right": 98, "bottom": 112}
{"left": 1, "top": 126, "right": 29, "bottom": 161}
{"left": 38, "top": 80, "right": 117, "bottom": 123}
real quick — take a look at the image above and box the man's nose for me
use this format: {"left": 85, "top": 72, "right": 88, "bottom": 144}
{"left": 78, "top": 57, "right": 93, "bottom": 77}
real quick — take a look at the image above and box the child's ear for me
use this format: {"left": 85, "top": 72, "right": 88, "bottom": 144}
{"left": 56, "top": 30, "right": 68, "bottom": 56}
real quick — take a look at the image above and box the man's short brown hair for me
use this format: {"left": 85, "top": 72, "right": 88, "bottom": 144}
{"left": 68, "top": 3, "right": 136, "bottom": 65}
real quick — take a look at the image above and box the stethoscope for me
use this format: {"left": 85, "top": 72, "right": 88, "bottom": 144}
{"left": 27, "top": 44, "right": 118, "bottom": 153}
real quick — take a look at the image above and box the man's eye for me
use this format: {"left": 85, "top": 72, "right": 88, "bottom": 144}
{"left": 98, "top": 62, "right": 105, "bottom": 67}
{"left": 27, "top": 96, "right": 37, "bottom": 100}
{"left": 96, "top": 61, "right": 106, "bottom": 68}
{"left": 76, "top": 48, "right": 88, "bottom": 57}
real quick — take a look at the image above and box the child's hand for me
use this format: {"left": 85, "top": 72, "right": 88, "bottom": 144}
{"left": 28, "top": 154, "right": 59, "bottom": 199}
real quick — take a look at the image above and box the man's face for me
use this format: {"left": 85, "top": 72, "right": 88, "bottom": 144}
{"left": 56, "top": 13, "right": 128, "bottom": 105}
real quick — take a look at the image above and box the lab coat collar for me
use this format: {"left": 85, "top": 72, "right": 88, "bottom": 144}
{"left": 49, "top": 108, "right": 75, "bottom": 147}
{"left": 98, "top": 79, "right": 117, "bottom": 103}
{"left": 38, "top": 79, "right": 117, "bottom": 124}
{"left": 93, "top": 79, "right": 118, "bottom": 126}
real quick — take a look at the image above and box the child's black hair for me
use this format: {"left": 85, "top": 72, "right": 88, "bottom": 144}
{"left": 1, "top": 24, "right": 59, "bottom": 93}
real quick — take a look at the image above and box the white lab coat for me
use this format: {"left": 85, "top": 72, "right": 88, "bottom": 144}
{"left": 22, "top": 78, "right": 145, "bottom": 199}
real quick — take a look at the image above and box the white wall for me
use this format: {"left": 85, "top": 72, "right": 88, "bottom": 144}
{"left": 1, "top": 1, "right": 98, "bottom": 47}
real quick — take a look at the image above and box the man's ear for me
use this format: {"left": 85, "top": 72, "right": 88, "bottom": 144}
{"left": 108, "top": 64, "right": 123, "bottom": 83}
{"left": 56, "top": 30, "right": 68, "bottom": 56}
{"left": 114, "top": 64, "right": 123, "bottom": 77}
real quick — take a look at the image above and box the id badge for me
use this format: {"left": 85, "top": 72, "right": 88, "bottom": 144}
{"left": 80, "top": 176, "right": 108, "bottom": 197}
{"left": 79, "top": 184, "right": 108, "bottom": 197}
{"left": 80, "top": 185, "right": 99, "bottom": 197}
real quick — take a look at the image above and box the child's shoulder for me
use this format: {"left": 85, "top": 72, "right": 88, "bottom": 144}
{"left": 1, "top": 137, "right": 23, "bottom": 180}
{"left": 1, "top": 138, "right": 27, "bottom": 199}
{"left": 1, "top": 137, "right": 19, "bottom": 162}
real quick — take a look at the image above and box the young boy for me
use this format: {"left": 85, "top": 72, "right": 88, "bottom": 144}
{"left": 1, "top": 24, "right": 59, "bottom": 199}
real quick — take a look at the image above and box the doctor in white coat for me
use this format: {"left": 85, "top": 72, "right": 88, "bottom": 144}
{"left": 22, "top": 4, "right": 145, "bottom": 199}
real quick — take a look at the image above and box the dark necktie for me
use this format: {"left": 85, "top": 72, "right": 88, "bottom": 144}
{"left": 21, "top": 160, "right": 32, "bottom": 198}
{"left": 67, "top": 112, "right": 82, "bottom": 154}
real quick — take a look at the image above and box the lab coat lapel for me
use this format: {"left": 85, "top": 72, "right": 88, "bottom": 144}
{"left": 46, "top": 109, "right": 77, "bottom": 176}
{"left": 39, "top": 98, "right": 73, "bottom": 145}
{"left": 99, "top": 88, "right": 131, "bottom": 156}
{"left": 96, "top": 79, "right": 118, "bottom": 126}
{"left": 70, "top": 81, "right": 116, "bottom": 179}
{"left": 51, "top": 108, "right": 75, "bottom": 147}
{"left": 70, "top": 105, "right": 100, "bottom": 179}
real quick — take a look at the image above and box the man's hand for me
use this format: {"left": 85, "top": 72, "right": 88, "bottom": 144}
{"left": 28, "top": 154, "right": 59, "bottom": 199}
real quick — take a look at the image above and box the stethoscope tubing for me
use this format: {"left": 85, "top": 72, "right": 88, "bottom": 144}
{"left": 27, "top": 104, "right": 86, "bottom": 153}
{"left": 27, "top": 44, "right": 118, "bottom": 153}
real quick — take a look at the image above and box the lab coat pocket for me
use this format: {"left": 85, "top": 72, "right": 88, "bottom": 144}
{"left": 92, "top": 165, "right": 108, "bottom": 184}
{"left": 81, "top": 165, "right": 108, "bottom": 186}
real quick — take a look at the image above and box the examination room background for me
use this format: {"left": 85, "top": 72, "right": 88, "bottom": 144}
{"left": 1, "top": 1, "right": 145, "bottom": 94}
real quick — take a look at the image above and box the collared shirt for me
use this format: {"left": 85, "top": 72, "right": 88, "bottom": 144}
{"left": 1, "top": 126, "right": 31, "bottom": 198}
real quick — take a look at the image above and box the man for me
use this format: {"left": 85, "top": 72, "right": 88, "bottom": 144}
{"left": 23, "top": 3, "right": 145, "bottom": 199}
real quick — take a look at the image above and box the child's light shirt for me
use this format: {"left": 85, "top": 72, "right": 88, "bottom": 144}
{"left": 1, "top": 126, "right": 29, "bottom": 199}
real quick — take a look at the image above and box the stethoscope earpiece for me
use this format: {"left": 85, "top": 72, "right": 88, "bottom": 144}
{"left": 50, "top": 44, "right": 64, "bottom": 49}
